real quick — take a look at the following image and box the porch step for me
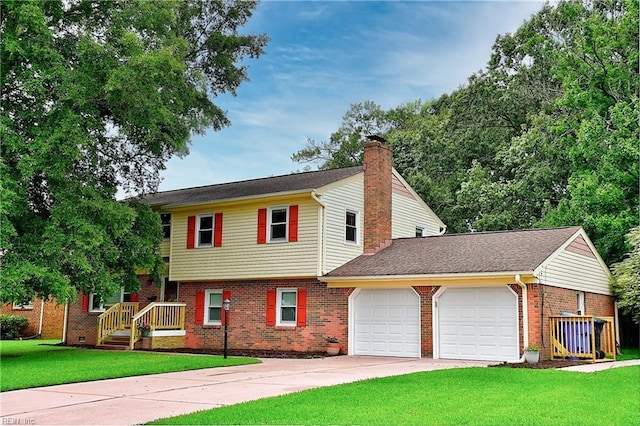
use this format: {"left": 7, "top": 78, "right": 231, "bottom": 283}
{"left": 96, "top": 336, "right": 131, "bottom": 350}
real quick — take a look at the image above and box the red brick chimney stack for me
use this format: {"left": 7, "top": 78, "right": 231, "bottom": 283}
{"left": 363, "top": 135, "right": 392, "bottom": 254}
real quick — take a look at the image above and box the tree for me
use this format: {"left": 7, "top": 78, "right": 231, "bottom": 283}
{"left": 611, "top": 227, "right": 640, "bottom": 324}
{"left": 0, "top": 0, "right": 268, "bottom": 304}
{"left": 291, "top": 101, "right": 392, "bottom": 169}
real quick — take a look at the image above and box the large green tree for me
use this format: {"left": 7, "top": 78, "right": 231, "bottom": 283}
{"left": 1, "top": 0, "right": 267, "bottom": 304}
{"left": 292, "top": 0, "right": 638, "bottom": 266}
{"left": 611, "top": 227, "right": 640, "bottom": 324}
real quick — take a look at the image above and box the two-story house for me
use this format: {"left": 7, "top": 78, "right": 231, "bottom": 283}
{"left": 64, "top": 137, "right": 616, "bottom": 362}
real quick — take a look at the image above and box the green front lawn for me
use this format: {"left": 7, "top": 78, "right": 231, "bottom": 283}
{"left": 152, "top": 366, "right": 640, "bottom": 425}
{"left": 0, "top": 339, "right": 259, "bottom": 391}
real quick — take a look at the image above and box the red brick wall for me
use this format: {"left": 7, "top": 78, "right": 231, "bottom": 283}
{"left": 1, "top": 299, "right": 65, "bottom": 339}
{"left": 363, "top": 140, "right": 392, "bottom": 253}
{"left": 414, "top": 286, "right": 438, "bottom": 356}
{"left": 181, "top": 278, "right": 350, "bottom": 354}
{"left": 65, "top": 276, "right": 162, "bottom": 345}
{"left": 526, "top": 284, "right": 614, "bottom": 360}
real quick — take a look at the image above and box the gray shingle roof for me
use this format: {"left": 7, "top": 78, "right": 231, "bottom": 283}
{"left": 142, "top": 166, "right": 363, "bottom": 207}
{"left": 326, "top": 226, "right": 582, "bottom": 277}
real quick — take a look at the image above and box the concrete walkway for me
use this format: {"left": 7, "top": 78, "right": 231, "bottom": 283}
{"left": 0, "top": 356, "right": 492, "bottom": 425}
{"left": 558, "top": 358, "right": 640, "bottom": 372}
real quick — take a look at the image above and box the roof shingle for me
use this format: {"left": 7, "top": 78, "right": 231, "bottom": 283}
{"left": 325, "top": 226, "right": 582, "bottom": 277}
{"left": 142, "top": 166, "right": 363, "bottom": 207}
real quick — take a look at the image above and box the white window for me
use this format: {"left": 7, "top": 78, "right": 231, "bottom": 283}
{"left": 90, "top": 288, "right": 131, "bottom": 312}
{"left": 415, "top": 226, "right": 425, "bottom": 237}
{"left": 13, "top": 300, "right": 34, "bottom": 310}
{"left": 197, "top": 214, "right": 214, "bottom": 247}
{"left": 205, "top": 290, "right": 222, "bottom": 324}
{"left": 276, "top": 288, "right": 297, "bottom": 326}
{"left": 345, "top": 210, "right": 358, "bottom": 243}
{"left": 577, "top": 292, "right": 586, "bottom": 315}
{"left": 268, "top": 206, "right": 288, "bottom": 242}
{"left": 160, "top": 213, "right": 171, "bottom": 240}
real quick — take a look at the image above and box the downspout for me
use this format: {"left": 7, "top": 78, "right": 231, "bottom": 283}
{"left": 515, "top": 274, "right": 529, "bottom": 362}
{"left": 38, "top": 298, "right": 45, "bottom": 336}
{"left": 311, "top": 191, "right": 326, "bottom": 277}
{"left": 438, "top": 225, "right": 447, "bottom": 236}
{"left": 62, "top": 301, "right": 69, "bottom": 344}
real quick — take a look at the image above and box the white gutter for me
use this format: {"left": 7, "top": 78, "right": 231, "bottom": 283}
{"left": 320, "top": 270, "right": 537, "bottom": 283}
{"left": 311, "top": 191, "right": 326, "bottom": 276}
{"left": 515, "top": 274, "right": 529, "bottom": 362}
{"left": 438, "top": 225, "right": 447, "bottom": 235}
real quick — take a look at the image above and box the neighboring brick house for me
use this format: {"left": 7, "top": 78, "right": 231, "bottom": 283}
{"left": 1, "top": 298, "right": 65, "bottom": 339}
{"left": 64, "top": 137, "right": 616, "bottom": 362}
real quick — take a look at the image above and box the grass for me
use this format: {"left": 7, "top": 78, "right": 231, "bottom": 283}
{"left": 151, "top": 366, "right": 640, "bottom": 426}
{"left": 0, "top": 339, "right": 259, "bottom": 391}
{"left": 617, "top": 346, "right": 640, "bottom": 361}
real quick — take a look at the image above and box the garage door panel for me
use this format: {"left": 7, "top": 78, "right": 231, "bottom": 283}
{"left": 353, "top": 289, "right": 420, "bottom": 358}
{"left": 438, "top": 287, "right": 518, "bottom": 362}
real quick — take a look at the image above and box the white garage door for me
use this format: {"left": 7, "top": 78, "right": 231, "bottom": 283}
{"left": 352, "top": 288, "right": 420, "bottom": 357}
{"left": 437, "top": 287, "right": 518, "bottom": 362}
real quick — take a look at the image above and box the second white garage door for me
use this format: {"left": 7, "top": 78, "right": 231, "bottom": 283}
{"left": 436, "top": 287, "right": 519, "bottom": 362}
{"left": 351, "top": 288, "right": 420, "bottom": 357}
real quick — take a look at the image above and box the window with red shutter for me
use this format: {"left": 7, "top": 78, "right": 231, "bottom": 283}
{"left": 195, "top": 291, "right": 205, "bottom": 324}
{"left": 187, "top": 216, "right": 196, "bottom": 249}
{"left": 289, "top": 205, "right": 298, "bottom": 242}
{"left": 296, "top": 288, "right": 306, "bottom": 327}
{"left": 266, "top": 289, "right": 276, "bottom": 325}
{"left": 214, "top": 213, "right": 223, "bottom": 247}
{"left": 257, "top": 208, "right": 267, "bottom": 244}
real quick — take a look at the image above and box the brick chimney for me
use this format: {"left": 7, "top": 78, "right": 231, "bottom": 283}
{"left": 363, "top": 135, "right": 392, "bottom": 254}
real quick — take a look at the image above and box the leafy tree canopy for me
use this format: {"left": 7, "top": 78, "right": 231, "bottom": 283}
{"left": 1, "top": 0, "right": 268, "bottom": 304}
{"left": 292, "top": 0, "right": 638, "bottom": 266}
{"left": 611, "top": 227, "right": 640, "bottom": 324}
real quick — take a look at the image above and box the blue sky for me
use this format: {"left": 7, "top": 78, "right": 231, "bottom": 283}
{"left": 157, "top": 0, "right": 543, "bottom": 192}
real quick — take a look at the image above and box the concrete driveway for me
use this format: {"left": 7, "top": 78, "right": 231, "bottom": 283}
{"left": 0, "top": 356, "right": 492, "bottom": 425}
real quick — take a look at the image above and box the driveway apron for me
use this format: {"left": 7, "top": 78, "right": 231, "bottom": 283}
{"left": 0, "top": 356, "right": 491, "bottom": 425}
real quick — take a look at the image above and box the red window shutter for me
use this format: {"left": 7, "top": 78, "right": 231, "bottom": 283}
{"left": 266, "top": 289, "right": 276, "bottom": 326}
{"left": 289, "top": 205, "right": 298, "bottom": 242}
{"left": 221, "top": 290, "right": 231, "bottom": 325}
{"left": 257, "top": 208, "right": 267, "bottom": 244}
{"left": 213, "top": 213, "right": 223, "bottom": 247}
{"left": 195, "top": 291, "right": 205, "bottom": 325}
{"left": 296, "top": 288, "right": 307, "bottom": 327}
{"left": 187, "top": 216, "right": 196, "bottom": 249}
{"left": 130, "top": 294, "right": 138, "bottom": 302}
{"left": 81, "top": 294, "right": 89, "bottom": 312}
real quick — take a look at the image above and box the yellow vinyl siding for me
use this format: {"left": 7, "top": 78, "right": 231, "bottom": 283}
{"left": 159, "top": 240, "right": 170, "bottom": 258}
{"left": 168, "top": 198, "right": 320, "bottom": 281}
{"left": 392, "top": 192, "right": 441, "bottom": 238}
{"left": 321, "top": 178, "right": 365, "bottom": 274}
{"left": 536, "top": 250, "right": 612, "bottom": 295}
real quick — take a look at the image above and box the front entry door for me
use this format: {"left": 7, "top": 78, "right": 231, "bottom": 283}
{"left": 163, "top": 278, "right": 179, "bottom": 302}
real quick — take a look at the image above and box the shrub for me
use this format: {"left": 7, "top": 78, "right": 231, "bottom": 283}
{"left": 0, "top": 315, "right": 29, "bottom": 339}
